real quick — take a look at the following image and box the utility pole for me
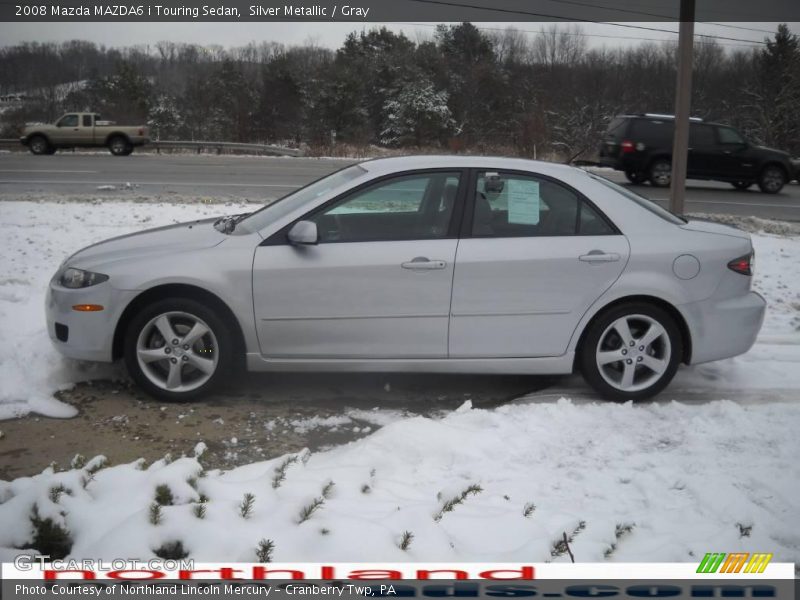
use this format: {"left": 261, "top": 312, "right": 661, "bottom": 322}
{"left": 669, "top": 0, "right": 695, "bottom": 215}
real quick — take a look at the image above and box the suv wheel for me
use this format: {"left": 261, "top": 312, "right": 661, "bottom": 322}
{"left": 757, "top": 165, "right": 786, "bottom": 194}
{"left": 625, "top": 169, "right": 647, "bottom": 184}
{"left": 731, "top": 181, "right": 752, "bottom": 190}
{"left": 579, "top": 303, "right": 682, "bottom": 401}
{"left": 124, "top": 298, "right": 234, "bottom": 401}
{"left": 648, "top": 159, "right": 672, "bottom": 187}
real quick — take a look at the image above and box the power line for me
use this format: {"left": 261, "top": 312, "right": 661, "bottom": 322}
{"left": 386, "top": 21, "right": 764, "bottom": 48}
{"left": 400, "top": 0, "right": 768, "bottom": 44}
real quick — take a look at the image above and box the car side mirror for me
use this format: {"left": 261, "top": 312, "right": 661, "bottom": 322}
{"left": 287, "top": 220, "right": 318, "bottom": 245}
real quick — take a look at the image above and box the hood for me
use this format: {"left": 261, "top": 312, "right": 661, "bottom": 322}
{"left": 680, "top": 219, "right": 751, "bottom": 240}
{"left": 67, "top": 217, "right": 226, "bottom": 268}
{"left": 754, "top": 144, "right": 790, "bottom": 158}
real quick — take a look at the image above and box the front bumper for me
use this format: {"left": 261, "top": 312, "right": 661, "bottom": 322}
{"left": 682, "top": 291, "right": 766, "bottom": 365}
{"left": 45, "top": 279, "right": 138, "bottom": 362}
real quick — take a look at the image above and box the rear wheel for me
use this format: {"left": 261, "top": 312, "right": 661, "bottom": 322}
{"left": 648, "top": 158, "right": 672, "bottom": 187}
{"left": 124, "top": 298, "right": 234, "bottom": 401}
{"left": 28, "top": 135, "right": 51, "bottom": 155}
{"left": 108, "top": 135, "right": 133, "bottom": 156}
{"left": 625, "top": 169, "right": 647, "bottom": 184}
{"left": 731, "top": 180, "right": 753, "bottom": 190}
{"left": 757, "top": 165, "right": 786, "bottom": 194}
{"left": 579, "top": 303, "right": 682, "bottom": 401}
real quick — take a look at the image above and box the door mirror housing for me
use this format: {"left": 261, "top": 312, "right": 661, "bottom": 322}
{"left": 288, "top": 220, "right": 318, "bottom": 245}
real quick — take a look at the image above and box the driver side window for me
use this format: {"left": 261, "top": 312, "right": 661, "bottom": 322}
{"left": 310, "top": 172, "right": 461, "bottom": 243}
{"left": 58, "top": 114, "right": 79, "bottom": 127}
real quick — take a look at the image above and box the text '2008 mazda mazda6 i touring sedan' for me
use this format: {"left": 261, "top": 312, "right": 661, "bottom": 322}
{"left": 46, "top": 156, "right": 766, "bottom": 401}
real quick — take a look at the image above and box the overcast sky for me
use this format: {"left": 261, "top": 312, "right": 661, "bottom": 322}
{"left": 0, "top": 21, "right": 797, "bottom": 51}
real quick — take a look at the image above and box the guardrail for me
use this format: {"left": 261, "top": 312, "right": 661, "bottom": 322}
{"left": 0, "top": 138, "right": 303, "bottom": 157}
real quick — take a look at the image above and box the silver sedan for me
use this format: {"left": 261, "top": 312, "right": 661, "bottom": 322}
{"left": 46, "top": 156, "right": 765, "bottom": 401}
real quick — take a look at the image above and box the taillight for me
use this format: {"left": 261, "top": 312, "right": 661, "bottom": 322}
{"left": 621, "top": 140, "right": 635, "bottom": 153}
{"left": 138, "top": 128, "right": 144, "bottom": 136}
{"left": 727, "top": 252, "right": 753, "bottom": 276}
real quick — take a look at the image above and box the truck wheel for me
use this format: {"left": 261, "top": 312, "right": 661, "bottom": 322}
{"left": 108, "top": 136, "right": 133, "bottom": 156}
{"left": 29, "top": 135, "right": 51, "bottom": 155}
{"left": 757, "top": 165, "right": 786, "bottom": 194}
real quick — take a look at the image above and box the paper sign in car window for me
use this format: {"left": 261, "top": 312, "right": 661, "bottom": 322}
{"left": 507, "top": 179, "right": 540, "bottom": 224}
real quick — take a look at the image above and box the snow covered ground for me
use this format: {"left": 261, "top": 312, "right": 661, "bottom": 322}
{"left": 0, "top": 199, "right": 799, "bottom": 563}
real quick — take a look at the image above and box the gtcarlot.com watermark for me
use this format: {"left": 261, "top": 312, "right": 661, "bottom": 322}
{"left": 13, "top": 556, "right": 195, "bottom": 574}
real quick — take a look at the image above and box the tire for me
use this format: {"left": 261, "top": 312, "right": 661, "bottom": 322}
{"left": 625, "top": 169, "right": 647, "bottom": 184}
{"left": 648, "top": 158, "right": 672, "bottom": 187}
{"left": 123, "top": 297, "right": 234, "bottom": 401}
{"left": 730, "top": 181, "right": 752, "bottom": 190}
{"left": 108, "top": 135, "right": 132, "bottom": 156}
{"left": 28, "top": 135, "right": 51, "bottom": 155}
{"left": 757, "top": 164, "right": 786, "bottom": 194}
{"left": 579, "top": 302, "right": 683, "bottom": 401}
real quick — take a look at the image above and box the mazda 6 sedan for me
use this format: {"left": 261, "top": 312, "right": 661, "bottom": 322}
{"left": 46, "top": 156, "right": 765, "bottom": 401}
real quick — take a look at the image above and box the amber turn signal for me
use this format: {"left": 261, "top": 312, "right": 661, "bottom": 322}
{"left": 72, "top": 304, "right": 104, "bottom": 312}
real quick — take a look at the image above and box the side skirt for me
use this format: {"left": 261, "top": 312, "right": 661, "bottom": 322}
{"left": 246, "top": 353, "right": 575, "bottom": 375}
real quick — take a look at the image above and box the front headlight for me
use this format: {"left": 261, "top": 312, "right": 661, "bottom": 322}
{"left": 59, "top": 268, "right": 109, "bottom": 289}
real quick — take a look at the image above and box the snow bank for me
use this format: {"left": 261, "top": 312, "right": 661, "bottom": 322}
{"left": 0, "top": 398, "right": 798, "bottom": 562}
{"left": 0, "top": 200, "right": 250, "bottom": 419}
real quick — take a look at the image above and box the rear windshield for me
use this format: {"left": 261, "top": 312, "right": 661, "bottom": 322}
{"left": 589, "top": 173, "right": 686, "bottom": 225}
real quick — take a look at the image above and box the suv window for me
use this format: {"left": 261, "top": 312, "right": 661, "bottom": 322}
{"left": 689, "top": 123, "right": 716, "bottom": 146}
{"left": 472, "top": 172, "right": 615, "bottom": 237}
{"left": 718, "top": 126, "right": 745, "bottom": 145}
{"left": 311, "top": 172, "right": 460, "bottom": 243}
{"left": 630, "top": 118, "right": 673, "bottom": 146}
{"left": 58, "top": 114, "right": 78, "bottom": 127}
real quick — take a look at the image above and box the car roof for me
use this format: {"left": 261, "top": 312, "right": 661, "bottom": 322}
{"left": 358, "top": 155, "right": 584, "bottom": 178}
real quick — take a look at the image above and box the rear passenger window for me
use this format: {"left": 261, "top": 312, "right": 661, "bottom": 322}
{"left": 82, "top": 115, "right": 92, "bottom": 127}
{"left": 472, "top": 172, "right": 615, "bottom": 237}
{"left": 689, "top": 124, "right": 715, "bottom": 146}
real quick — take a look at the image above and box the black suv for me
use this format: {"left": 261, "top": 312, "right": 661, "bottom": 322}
{"left": 599, "top": 114, "right": 793, "bottom": 193}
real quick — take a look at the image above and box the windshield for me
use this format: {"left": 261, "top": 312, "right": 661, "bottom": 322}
{"left": 235, "top": 164, "right": 368, "bottom": 234}
{"left": 588, "top": 173, "right": 687, "bottom": 224}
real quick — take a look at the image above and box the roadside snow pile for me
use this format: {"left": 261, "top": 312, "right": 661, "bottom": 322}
{"left": 0, "top": 201, "right": 250, "bottom": 419}
{"left": 0, "top": 399, "right": 798, "bottom": 562}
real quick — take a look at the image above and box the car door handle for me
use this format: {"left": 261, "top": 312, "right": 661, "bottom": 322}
{"left": 401, "top": 257, "right": 447, "bottom": 270}
{"left": 579, "top": 251, "right": 621, "bottom": 263}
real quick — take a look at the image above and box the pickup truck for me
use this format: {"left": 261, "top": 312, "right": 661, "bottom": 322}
{"left": 20, "top": 112, "right": 150, "bottom": 156}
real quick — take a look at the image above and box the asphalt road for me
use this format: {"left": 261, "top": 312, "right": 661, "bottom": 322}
{"left": 2, "top": 152, "right": 800, "bottom": 220}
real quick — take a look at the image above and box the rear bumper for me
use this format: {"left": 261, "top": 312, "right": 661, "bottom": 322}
{"left": 682, "top": 291, "right": 766, "bottom": 365}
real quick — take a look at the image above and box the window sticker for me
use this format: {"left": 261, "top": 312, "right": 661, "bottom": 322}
{"left": 507, "top": 179, "right": 540, "bottom": 224}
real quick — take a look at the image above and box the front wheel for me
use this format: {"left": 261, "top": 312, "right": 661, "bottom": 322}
{"left": 579, "top": 303, "right": 683, "bottom": 401}
{"left": 124, "top": 298, "right": 234, "bottom": 401}
{"left": 648, "top": 159, "right": 672, "bottom": 187}
{"left": 757, "top": 165, "right": 786, "bottom": 194}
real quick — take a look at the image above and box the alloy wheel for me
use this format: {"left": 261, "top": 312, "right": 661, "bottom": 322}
{"left": 135, "top": 311, "right": 219, "bottom": 392}
{"left": 595, "top": 314, "right": 672, "bottom": 393}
